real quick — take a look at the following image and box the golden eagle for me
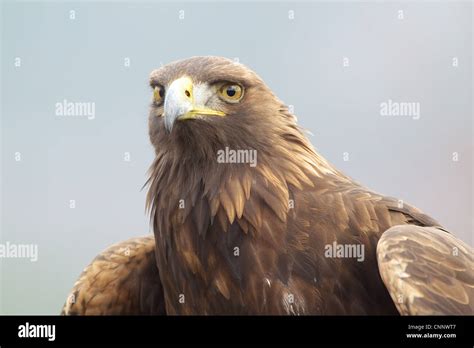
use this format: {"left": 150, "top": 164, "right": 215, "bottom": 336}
{"left": 62, "top": 56, "right": 473, "bottom": 315}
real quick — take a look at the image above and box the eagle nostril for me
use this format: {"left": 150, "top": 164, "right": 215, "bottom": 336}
{"left": 185, "top": 90, "right": 191, "bottom": 98}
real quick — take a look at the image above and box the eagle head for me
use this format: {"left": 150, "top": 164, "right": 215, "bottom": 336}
{"left": 147, "top": 56, "right": 296, "bottom": 159}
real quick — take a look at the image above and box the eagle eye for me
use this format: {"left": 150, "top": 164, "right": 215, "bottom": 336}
{"left": 218, "top": 83, "right": 244, "bottom": 103}
{"left": 153, "top": 85, "right": 165, "bottom": 105}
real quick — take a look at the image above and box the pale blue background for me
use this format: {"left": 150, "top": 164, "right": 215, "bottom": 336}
{"left": 0, "top": 0, "right": 472, "bottom": 314}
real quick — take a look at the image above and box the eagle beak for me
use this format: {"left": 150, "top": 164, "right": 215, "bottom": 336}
{"left": 163, "top": 76, "right": 225, "bottom": 131}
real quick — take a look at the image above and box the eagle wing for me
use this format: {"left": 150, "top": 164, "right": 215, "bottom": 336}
{"left": 61, "top": 235, "right": 165, "bottom": 315}
{"left": 377, "top": 225, "right": 474, "bottom": 315}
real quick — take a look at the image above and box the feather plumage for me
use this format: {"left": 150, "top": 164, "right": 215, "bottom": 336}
{"left": 63, "top": 56, "right": 473, "bottom": 316}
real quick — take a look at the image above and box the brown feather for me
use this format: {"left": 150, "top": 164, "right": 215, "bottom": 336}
{"left": 66, "top": 56, "right": 471, "bottom": 316}
{"left": 61, "top": 235, "right": 165, "bottom": 315}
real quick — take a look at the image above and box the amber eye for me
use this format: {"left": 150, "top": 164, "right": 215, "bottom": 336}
{"left": 218, "top": 83, "right": 243, "bottom": 103}
{"left": 153, "top": 85, "right": 165, "bottom": 105}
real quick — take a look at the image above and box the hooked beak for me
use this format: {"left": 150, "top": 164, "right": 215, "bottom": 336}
{"left": 163, "top": 76, "right": 225, "bottom": 131}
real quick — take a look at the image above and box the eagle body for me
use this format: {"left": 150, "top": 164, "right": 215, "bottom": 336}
{"left": 147, "top": 136, "right": 436, "bottom": 315}
{"left": 62, "top": 57, "right": 473, "bottom": 316}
